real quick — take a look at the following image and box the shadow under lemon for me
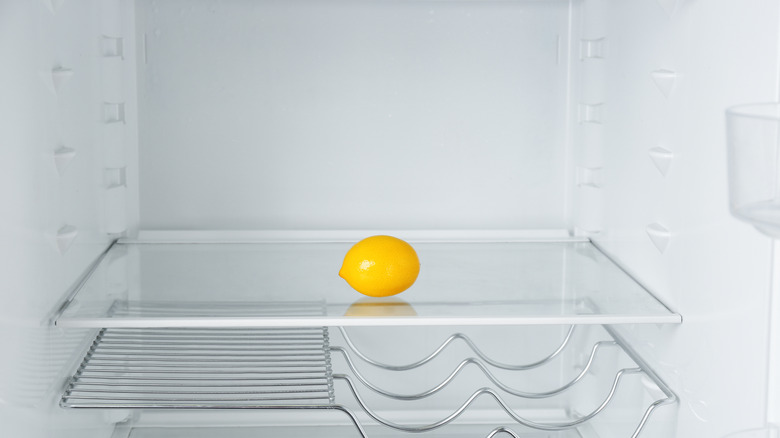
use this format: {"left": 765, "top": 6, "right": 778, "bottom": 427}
{"left": 344, "top": 297, "right": 418, "bottom": 317}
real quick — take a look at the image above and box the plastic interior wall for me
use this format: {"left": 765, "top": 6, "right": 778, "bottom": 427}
{"left": 571, "top": 0, "right": 780, "bottom": 436}
{"left": 0, "top": 1, "right": 133, "bottom": 437}
{"left": 134, "top": 0, "right": 572, "bottom": 231}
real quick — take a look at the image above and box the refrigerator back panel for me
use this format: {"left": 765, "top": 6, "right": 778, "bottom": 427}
{"left": 135, "top": 0, "right": 572, "bottom": 231}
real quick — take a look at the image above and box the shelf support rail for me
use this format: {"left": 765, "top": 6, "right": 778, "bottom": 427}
{"left": 603, "top": 325, "right": 679, "bottom": 438}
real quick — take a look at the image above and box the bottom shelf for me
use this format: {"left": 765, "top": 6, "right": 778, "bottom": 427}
{"left": 61, "top": 326, "right": 676, "bottom": 438}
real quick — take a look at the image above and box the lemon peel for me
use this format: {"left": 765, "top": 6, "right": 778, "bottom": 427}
{"left": 339, "top": 235, "right": 420, "bottom": 297}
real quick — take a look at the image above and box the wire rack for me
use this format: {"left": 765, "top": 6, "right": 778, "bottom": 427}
{"left": 60, "top": 327, "right": 335, "bottom": 408}
{"left": 60, "top": 326, "right": 676, "bottom": 437}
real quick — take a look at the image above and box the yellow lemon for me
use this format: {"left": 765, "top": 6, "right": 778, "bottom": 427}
{"left": 339, "top": 235, "right": 420, "bottom": 297}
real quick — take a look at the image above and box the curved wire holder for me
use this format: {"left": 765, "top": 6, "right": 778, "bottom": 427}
{"left": 486, "top": 427, "right": 521, "bottom": 438}
{"left": 330, "top": 340, "right": 618, "bottom": 400}
{"left": 333, "top": 326, "right": 677, "bottom": 437}
{"left": 334, "top": 368, "right": 643, "bottom": 433}
{"left": 337, "top": 325, "right": 576, "bottom": 371}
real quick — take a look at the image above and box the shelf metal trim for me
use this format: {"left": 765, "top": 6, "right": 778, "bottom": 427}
{"left": 130, "top": 229, "right": 577, "bottom": 244}
{"left": 48, "top": 239, "right": 118, "bottom": 325}
{"left": 589, "top": 240, "right": 681, "bottom": 321}
{"left": 56, "top": 314, "right": 682, "bottom": 328}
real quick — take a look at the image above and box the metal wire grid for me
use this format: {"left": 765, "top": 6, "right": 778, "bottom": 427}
{"left": 331, "top": 326, "right": 676, "bottom": 438}
{"left": 60, "top": 327, "right": 334, "bottom": 408}
{"left": 60, "top": 325, "right": 676, "bottom": 438}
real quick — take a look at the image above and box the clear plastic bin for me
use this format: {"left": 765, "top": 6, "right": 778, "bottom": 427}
{"left": 726, "top": 103, "right": 780, "bottom": 238}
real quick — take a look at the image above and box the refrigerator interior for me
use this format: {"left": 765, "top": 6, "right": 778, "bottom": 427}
{"left": 1, "top": 0, "right": 779, "bottom": 437}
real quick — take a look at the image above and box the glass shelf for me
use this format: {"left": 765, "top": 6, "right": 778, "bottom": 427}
{"left": 54, "top": 239, "right": 681, "bottom": 328}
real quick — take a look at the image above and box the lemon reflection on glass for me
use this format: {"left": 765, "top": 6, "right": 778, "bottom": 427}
{"left": 344, "top": 297, "right": 417, "bottom": 317}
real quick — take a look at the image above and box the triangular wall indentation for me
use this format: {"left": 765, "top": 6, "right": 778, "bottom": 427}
{"left": 648, "top": 146, "right": 674, "bottom": 176}
{"left": 656, "top": 0, "right": 679, "bottom": 18}
{"left": 646, "top": 223, "right": 671, "bottom": 254}
{"left": 651, "top": 69, "right": 677, "bottom": 98}
{"left": 40, "top": 67, "right": 73, "bottom": 95}
{"left": 42, "top": 0, "right": 66, "bottom": 14}
{"left": 54, "top": 146, "right": 76, "bottom": 176}
{"left": 54, "top": 224, "right": 78, "bottom": 255}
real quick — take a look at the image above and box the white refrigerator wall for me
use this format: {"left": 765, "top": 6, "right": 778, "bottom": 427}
{"left": 572, "top": 0, "right": 780, "bottom": 436}
{"left": 134, "top": 0, "right": 572, "bottom": 231}
{"left": 0, "top": 1, "right": 134, "bottom": 437}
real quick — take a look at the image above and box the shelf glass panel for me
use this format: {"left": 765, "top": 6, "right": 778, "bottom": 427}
{"left": 55, "top": 240, "right": 680, "bottom": 328}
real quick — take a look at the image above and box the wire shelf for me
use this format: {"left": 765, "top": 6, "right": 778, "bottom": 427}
{"left": 60, "top": 327, "right": 335, "bottom": 408}
{"left": 61, "top": 326, "right": 676, "bottom": 437}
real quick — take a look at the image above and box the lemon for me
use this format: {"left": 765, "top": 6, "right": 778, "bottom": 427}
{"left": 339, "top": 235, "right": 420, "bottom": 297}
